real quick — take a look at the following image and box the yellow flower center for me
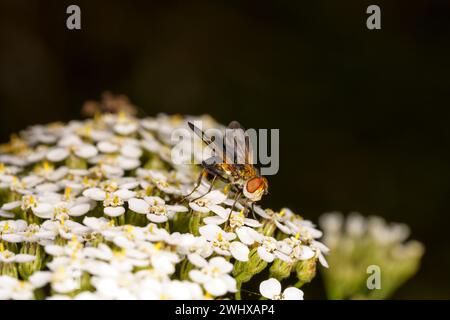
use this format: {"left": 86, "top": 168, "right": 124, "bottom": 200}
{"left": 64, "top": 186, "right": 72, "bottom": 200}
{"left": 43, "top": 161, "right": 53, "bottom": 172}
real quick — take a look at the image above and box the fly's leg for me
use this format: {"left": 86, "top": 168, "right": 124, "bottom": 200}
{"left": 189, "top": 160, "right": 228, "bottom": 201}
{"left": 191, "top": 174, "right": 218, "bottom": 201}
{"left": 239, "top": 199, "right": 255, "bottom": 218}
{"left": 235, "top": 196, "right": 249, "bottom": 214}
{"left": 250, "top": 202, "right": 257, "bottom": 219}
{"left": 183, "top": 169, "right": 207, "bottom": 200}
{"left": 241, "top": 198, "right": 250, "bottom": 217}
{"left": 230, "top": 191, "right": 242, "bottom": 214}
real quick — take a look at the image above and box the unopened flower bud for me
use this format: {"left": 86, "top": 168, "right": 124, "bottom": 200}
{"left": 296, "top": 258, "right": 317, "bottom": 284}
{"left": 269, "top": 259, "right": 294, "bottom": 281}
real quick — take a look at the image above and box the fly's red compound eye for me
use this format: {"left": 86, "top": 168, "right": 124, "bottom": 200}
{"left": 246, "top": 177, "right": 264, "bottom": 193}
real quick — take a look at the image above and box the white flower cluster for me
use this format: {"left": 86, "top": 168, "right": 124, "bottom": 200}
{"left": 0, "top": 107, "right": 327, "bottom": 300}
{"left": 319, "top": 212, "right": 424, "bottom": 299}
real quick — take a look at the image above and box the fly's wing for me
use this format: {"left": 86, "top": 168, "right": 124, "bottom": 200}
{"left": 188, "top": 122, "right": 228, "bottom": 164}
{"left": 225, "top": 121, "right": 254, "bottom": 165}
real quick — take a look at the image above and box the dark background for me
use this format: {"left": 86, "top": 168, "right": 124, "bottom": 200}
{"left": 1, "top": 0, "right": 449, "bottom": 299}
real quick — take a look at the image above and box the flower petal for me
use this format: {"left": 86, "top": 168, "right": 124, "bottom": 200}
{"left": 230, "top": 241, "right": 249, "bottom": 262}
{"left": 236, "top": 226, "right": 260, "bottom": 245}
{"left": 204, "top": 278, "right": 228, "bottom": 297}
{"left": 283, "top": 287, "right": 304, "bottom": 300}
{"left": 209, "top": 257, "right": 233, "bottom": 273}
{"left": 199, "top": 224, "right": 221, "bottom": 241}
{"left": 318, "top": 252, "right": 329, "bottom": 268}
{"left": 114, "top": 189, "right": 136, "bottom": 200}
{"left": 257, "top": 246, "right": 274, "bottom": 263}
{"left": 1, "top": 234, "right": 23, "bottom": 243}
{"left": 128, "top": 198, "right": 150, "bottom": 214}
{"left": 203, "top": 215, "right": 227, "bottom": 225}
{"left": 14, "top": 254, "right": 36, "bottom": 263}
{"left": 147, "top": 214, "right": 168, "bottom": 223}
{"left": 121, "top": 145, "right": 142, "bottom": 159}
{"left": 1, "top": 201, "right": 21, "bottom": 211}
{"left": 47, "top": 148, "right": 70, "bottom": 162}
{"left": 294, "top": 245, "right": 315, "bottom": 260}
{"left": 187, "top": 253, "right": 208, "bottom": 268}
{"left": 244, "top": 218, "right": 262, "bottom": 228}
{"left": 83, "top": 188, "right": 107, "bottom": 201}
{"left": 97, "top": 141, "right": 119, "bottom": 153}
{"left": 189, "top": 202, "right": 210, "bottom": 213}
{"left": 32, "top": 203, "right": 54, "bottom": 219}
{"left": 209, "top": 205, "right": 230, "bottom": 219}
{"left": 75, "top": 144, "right": 98, "bottom": 159}
{"left": 259, "top": 278, "right": 281, "bottom": 300}
{"left": 69, "top": 203, "right": 90, "bottom": 217}
{"left": 104, "top": 206, "right": 125, "bottom": 217}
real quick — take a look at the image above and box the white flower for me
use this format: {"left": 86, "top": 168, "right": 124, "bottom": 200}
{"left": 30, "top": 268, "right": 81, "bottom": 294}
{"left": 345, "top": 212, "right": 366, "bottom": 238}
{"left": 83, "top": 187, "right": 135, "bottom": 217}
{"left": 189, "top": 190, "right": 229, "bottom": 218}
{"left": 136, "top": 169, "right": 185, "bottom": 195}
{"left": 189, "top": 256, "right": 237, "bottom": 296}
{"left": 0, "top": 220, "right": 28, "bottom": 238}
{"left": 97, "top": 140, "right": 120, "bottom": 154}
{"left": 283, "top": 209, "right": 323, "bottom": 240}
{"left": 46, "top": 142, "right": 98, "bottom": 162}
{"left": 170, "top": 233, "right": 213, "bottom": 261}
{"left": 203, "top": 209, "right": 262, "bottom": 245}
{"left": 114, "top": 121, "right": 138, "bottom": 136}
{"left": 128, "top": 196, "right": 187, "bottom": 223}
{"left": 254, "top": 206, "right": 292, "bottom": 234}
{"left": 280, "top": 235, "right": 315, "bottom": 261}
{"left": 121, "top": 144, "right": 143, "bottom": 159}
{"left": 33, "top": 162, "right": 69, "bottom": 181}
{"left": 0, "top": 244, "right": 35, "bottom": 263}
{"left": 44, "top": 236, "right": 84, "bottom": 258}
{"left": 319, "top": 211, "right": 344, "bottom": 235}
{"left": 259, "top": 278, "right": 303, "bottom": 300}
{"left": 84, "top": 243, "right": 149, "bottom": 272}
{"left": 90, "top": 272, "right": 137, "bottom": 299}
{"left": 256, "top": 236, "right": 290, "bottom": 263}
{"left": 41, "top": 218, "right": 89, "bottom": 241}
{"left": 199, "top": 224, "right": 249, "bottom": 262}
{"left": 1, "top": 223, "right": 55, "bottom": 244}
{"left": 83, "top": 216, "right": 115, "bottom": 233}
{"left": 367, "top": 216, "right": 410, "bottom": 245}
{"left": 0, "top": 276, "right": 36, "bottom": 300}
{"left": 137, "top": 279, "right": 203, "bottom": 300}
{"left": 33, "top": 194, "right": 94, "bottom": 220}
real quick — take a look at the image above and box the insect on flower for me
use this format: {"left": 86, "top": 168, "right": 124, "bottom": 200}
{"left": 186, "top": 121, "right": 268, "bottom": 210}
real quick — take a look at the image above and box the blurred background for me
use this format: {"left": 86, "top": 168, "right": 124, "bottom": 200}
{"left": 1, "top": 0, "right": 449, "bottom": 299}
